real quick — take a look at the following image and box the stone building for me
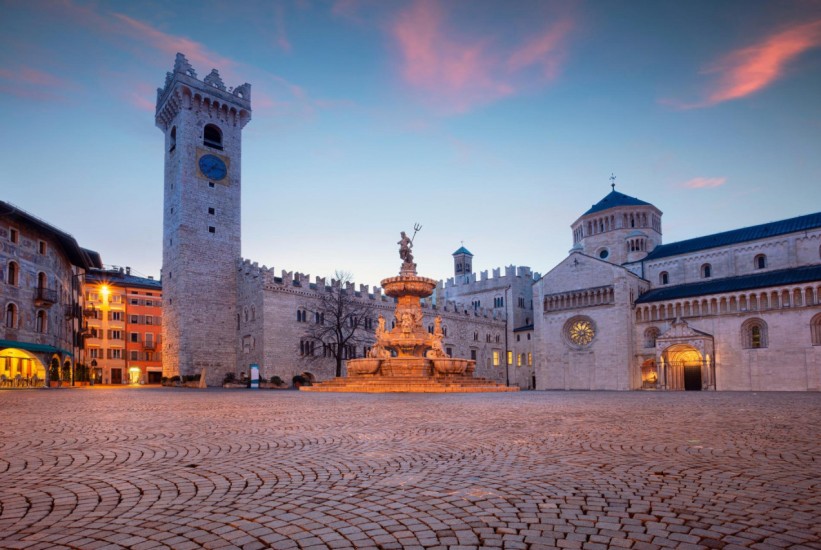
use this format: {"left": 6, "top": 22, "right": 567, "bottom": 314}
{"left": 1, "top": 201, "right": 101, "bottom": 386}
{"left": 534, "top": 188, "right": 821, "bottom": 391}
{"left": 84, "top": 267, "right": 163, "bottom": 385}
{"left": 156, "top": 53, "right": 821, "bottom": 391}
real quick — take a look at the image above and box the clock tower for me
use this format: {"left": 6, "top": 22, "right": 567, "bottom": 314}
{"left": 155, "top": 53, "right": 252, "bottom": 385}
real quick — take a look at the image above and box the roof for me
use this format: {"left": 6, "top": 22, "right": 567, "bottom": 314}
{"left": 635, "top": 265, "right": 821, "bottom": 304}
{"left": 452, "top": 246, "right": 473, "bottom": 256}
{"left": 86, "top": 269, "right": 162, "bottom": 290}
{"left": 0, "top": 201, "right": 102, "bottom": 270}
{"left": 645, "top": 211, "right": 821, "bottom": 261}
{"left": 513, "top": 324, "right": 534, "bottom": 332}
{"left": 583, "top": 190, "right": 653, "bottom": 216}
{"left": 0, "top": 339, "right": 73, "bottom": 356}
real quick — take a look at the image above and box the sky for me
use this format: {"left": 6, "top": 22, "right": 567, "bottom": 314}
{"left": 2, "top": 0, "right": 820, "bottom": 287}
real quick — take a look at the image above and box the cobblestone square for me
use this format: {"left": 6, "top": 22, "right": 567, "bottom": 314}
{"left": 1, "top": 389, "right": 819, "bottom": 550}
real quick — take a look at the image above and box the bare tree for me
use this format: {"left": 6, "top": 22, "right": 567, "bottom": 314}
{"left": 300, "top": 271, "right": 377, "bottom": 378}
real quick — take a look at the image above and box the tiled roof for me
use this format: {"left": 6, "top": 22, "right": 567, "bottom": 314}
{"left": 86, "top": 269, "right": 162, "bottom": 290}
{"left": 645, "top": 212, "right": 821, "bottom": 261}
{"left": 635, "top": 265, "right": 821, "bottom": 304}
{"left": 453, "top": 246, "right": 473, "bottom": 256}
{"left": 583, "top": 190, "right": 652, "bottom": 216}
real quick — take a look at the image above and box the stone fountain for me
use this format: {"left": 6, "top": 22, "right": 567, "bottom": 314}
{"left": 301, "top": 231, "right": 517, "bottom": 393}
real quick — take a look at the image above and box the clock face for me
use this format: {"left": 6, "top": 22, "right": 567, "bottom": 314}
{"left": 199, "top": 154, "right": 227, "bottom": 181}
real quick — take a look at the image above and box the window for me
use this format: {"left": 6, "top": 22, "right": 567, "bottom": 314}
{"left": 470, "top": 349, "right": 477, "bottom": 360}
{"left": 811, "top": 314, "right": 821, "bottom": 346}
{"left": 36, "top": 310, "right": 47, "bottom": 333}
{"left": 110, "top": 330, "right": 123, "bottom": 340}
{"left": 495, "top": 334, "right": 500, "bottom": 343}
{"left": 564, "top": 316, "right": 596, "bottom": 348}
{"left": 203, "top": 124, "right": 223, "bottom": 149}
{"left": 130, "top": 351, "right": 139, "bottom": 361}
{"left": 517, "top": 353, "right": 523, "bottom": 367}
{"left": 473, "top": 331, "right": 478, "bottom": 341}
{"left": 208, "top": 182, "right": 215, "bottom": 188}
{"left": 659, "top": 271, "right": 669, "bottom": 285}
{"left": 130, "top": 333, "right": 139, "bottom": 343}
{"left": 516, "top": 334, "right": 520, "bottom": 342}
{"left": 494, "top": 296, "right": 504, "bottom": 308}
{"left": 6, "top": 261, "right": 18, "bottom": 286}
{"left": 644, "top": 327, "right": 660, "bottom": 348}
{"left": 701, "top": 263, "right": 712, "bottom": 278}
{"left": 599, "top": 249, "right": 609, "bottom": 260}
{"left": 89, "top": 348, "right": 101, "bottom": 359}
{"left": 109, "top": 349, "right": 123, "bottom": 359}
{"left": 131, "top": 315, "right": 139, "bottom": 323}
{"left": 38, "top": 240, "right": 47, "bottom": 255}
{"left": 110, "top": 311, "right": 123, "bottom": 321}
{"left": 492, "top": 351, "right": 500, "bottom": 366}
{"left": 208, "top": 207, "right": 215, "bottom": 215}
{"left": 741, "top": 318, "right": 768, "bottom": 349}
{"left": 297, "top": 309, "right": 307, "bottom": 323}
{"left": 446, "top": 347, "right": 453, "bottom": 357}
{"left": 37, "top": 271, "right": 47, "bottom": 290}
{"left": 146, "top": 316, "right": 153, "bottom": 325}
{"left": 169, "top": 126, "right": 176, "bottom": 152}
{"left": 527, "top": 352, "right": 532, "bottom": 366}
{"left": 755, "top": 254, "right": 766, "bottom": 269}
{"left": 208, "top": 226, "right": 216, "bottom": 233}
{"left": 472, "top": 300, "right": 480, "bottom": 309}
{"left": 442, "top": 325, "right": 448, "bottom": 337}
{"left": 518, "top": 297, "right": 525, "bottom": 308}
{"left": 507, "top": 351, "right": 513, "bottom": 365}
{"left": 9, "top": 228, "right": 18, "bottom": 243}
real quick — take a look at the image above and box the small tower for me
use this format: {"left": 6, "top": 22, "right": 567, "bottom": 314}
{"left": 570, "top": 176, "right": 662, "bottom": 265}
{"left": 155, "top": 53, "right": 252, "bottom": 385}
{"left": 452, "top": 245, "right": 473, "bottom": 283}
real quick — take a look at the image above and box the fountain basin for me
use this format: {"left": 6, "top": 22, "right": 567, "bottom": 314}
{"left": 432, "top": 358, "right": 471, "bottom": 375}
{"left": 347, "top": 358, "right": 381, "bottom": 376}
{"left": 379, "top": 357, "right": 432, "bottom": 377}
{"left": 381, "top": 276, "right": 437, "bottom": 298}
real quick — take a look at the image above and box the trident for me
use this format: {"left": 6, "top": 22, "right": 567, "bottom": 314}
{"left": 410, "top": 222, "right": 422, "bottom": 243}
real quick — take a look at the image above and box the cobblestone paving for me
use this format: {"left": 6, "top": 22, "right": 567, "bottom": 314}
{"left": 1, "top": 389, "right": 820, "bottom": 550}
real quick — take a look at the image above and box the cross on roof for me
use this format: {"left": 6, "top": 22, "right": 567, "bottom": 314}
{"left": 609, "top": 173, "right": 617, "bottom": 191}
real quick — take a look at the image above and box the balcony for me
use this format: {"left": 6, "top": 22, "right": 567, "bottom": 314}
{"left": 35, "top": 286, "right": 58, "bottom": 307}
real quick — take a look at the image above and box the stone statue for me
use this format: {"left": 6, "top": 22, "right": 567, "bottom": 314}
{"left": 376, "top": 314, "right": 386, "bottom": 336}
{"left": 398, "top": 231, "right": 413, "bottom": 264}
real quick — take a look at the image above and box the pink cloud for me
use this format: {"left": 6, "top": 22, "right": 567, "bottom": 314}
{"left": 680, "top": 177, "right": 727, "bottom": 189}
{"left": 391, "top": 0, "right": 572, "bottom": 113}
{"left": 274, "top": 4, "right": 292, "bottom": 52}
{"left": 663, "top": 19, "right": 821, "bottom": 109}
{"left": 0, "top": 67, "right": 70, "bottom": 101}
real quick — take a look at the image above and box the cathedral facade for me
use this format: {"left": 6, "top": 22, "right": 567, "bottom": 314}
{"left": 157, "top": 54, "right": 821, "bottom": 390}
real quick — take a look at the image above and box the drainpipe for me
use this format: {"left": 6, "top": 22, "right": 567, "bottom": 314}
{"left": 504, "top": 285, "right": 511, "bottom": 387}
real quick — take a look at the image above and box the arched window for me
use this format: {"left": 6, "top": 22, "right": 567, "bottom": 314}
{"left": 741, "top": 318, "right": 768, "bottom": 349}
{"left": 644, "top": 327, "right": 660, "bottom": 348}
{"left": 169, "top": 126, "right": 176, "bottom": 152}
{"left": 701, "top": 263, "right": 712, "bottom": 278}
{"left": 659, "top": 271, "right": 669, "bottom": 285}
{"left": 203, "top": 124, "right": 223, "bottom": 150}
{"left": 442, "top": 325, "right": 448, "bottom": 337}
{"left": 6, "top": 261, "right": 19, "bottom": 286}
{"left": 5, "top": 303, "right": 17, "bottom": 328}
{"left": 36, "top": 310, "right": 47, "bottom": 333}
{"left": 811, "top": 313, "right": 821, "bottom": 346}
{"left": 754, "top": 254, "right": 766, "bottom": 269}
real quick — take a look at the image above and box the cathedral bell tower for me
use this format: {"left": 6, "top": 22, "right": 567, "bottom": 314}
{"left": 155, "top": 53, "right": 251, "bottom": 385}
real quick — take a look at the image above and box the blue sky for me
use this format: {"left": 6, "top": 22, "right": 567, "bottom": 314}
{"left": 2, "top": 0, "right": 820, "bottom": 286}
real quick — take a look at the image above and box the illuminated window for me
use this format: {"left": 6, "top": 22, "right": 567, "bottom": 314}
{"left": 507, "top": 351, "right": 513, "bottom": 365}
{"left": 492, "top": 351, "right": 500, "bottom": 366}
{"left": 527, "top": 353, "right": 532, "bottom": 366}
{"left": 741, "top": 318, "right": 767, "bottom": 349}
{"left": 517, "top": 353, "right": 523, "bottom": 366}
{"left": 564, "top": 316, "right": 596, "bottom": 348}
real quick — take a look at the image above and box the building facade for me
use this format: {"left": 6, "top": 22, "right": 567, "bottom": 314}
{"left": 84, "top": 267, "right": 163, "bottom": 384}
{"left": 534, "top": 189, "right": 821, "bottom": 391}
{"left": 1, "top": 201, "right": 101, "bottom": 387}
{"left": 155, "top": 54, "right": 821, "bottom": 391}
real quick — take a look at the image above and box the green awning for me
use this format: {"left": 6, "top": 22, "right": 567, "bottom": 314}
{"left": 0, "top": 340, "right": 73, "bottom": 357}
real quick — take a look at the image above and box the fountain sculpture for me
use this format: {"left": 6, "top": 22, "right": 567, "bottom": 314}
{"left": 301, "top": 230, "right": 518, "bottom": 393}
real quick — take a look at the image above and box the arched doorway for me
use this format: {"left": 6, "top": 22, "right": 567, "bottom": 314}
{"left": 662, "top": 344, "right": 703, "bottom": 391}
{"left": 0, "top": 348, "right": 46, "bottom": 386}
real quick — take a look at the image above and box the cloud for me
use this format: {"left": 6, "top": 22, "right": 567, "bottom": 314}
{"left": 390, "top": 0, "right": 573, "bottom": 113}
{"left": 680, "top": 177, "right": 727, "bottom": 189}
{"left": 273, "top": 4, "right": 292, "bottom": 52}
{"left": 663, "top": 19, "right": 821, "bottom": 109}
{"left": 0, "top": 67, "right": 70, "bottom": 101}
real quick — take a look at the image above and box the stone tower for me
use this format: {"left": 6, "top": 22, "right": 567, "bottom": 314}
{"left": 452, "top": 246, "right": 473, "bottom": 283}
{"left": 570, "top": 185, "right": 662, "bottom": 265}
{"left": 155, "top": 53, "right": 252, "bottom": 385}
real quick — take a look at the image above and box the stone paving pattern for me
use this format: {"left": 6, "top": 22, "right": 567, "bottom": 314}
{"left": 0, "top": 389, "right": 819, "bottom": 550}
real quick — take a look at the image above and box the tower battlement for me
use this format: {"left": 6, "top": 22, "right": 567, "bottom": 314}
{"left": 155, "top": 53, "right": 251, "bottom": 131}
{"left": 443, "top": 264, "right": 538, "bottom": 290}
